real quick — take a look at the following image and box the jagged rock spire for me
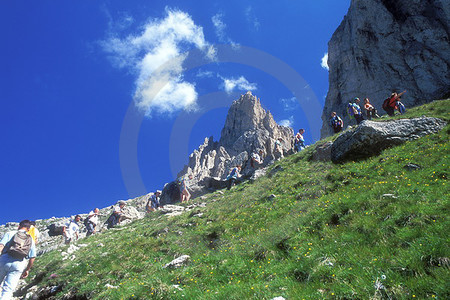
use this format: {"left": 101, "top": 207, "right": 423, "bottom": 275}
{"left": 172, "top": 92, "right": 294, "bottom": 200}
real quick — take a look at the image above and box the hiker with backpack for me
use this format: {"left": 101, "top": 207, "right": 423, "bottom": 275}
{"left": 0, "top": 220, "right": 37, "bottom": 299}
{"left": 250, "top": 150, "right": 264, "bottom": 168}
{"left": 329, "top": 112, "right": 344, "bottom": 133}
{"left": 382, "top": 90, "right": 407, "bottom": 116}
{"left": 294, "top": 129, "right": 306, "bottom": 152}
{"left": 85, "top": 208, "right": 99, "bottom": 236}
{"left": 179, "top": 175, "right": 193, "bottom": 203}
{"left": 274, "top": 138, "right": 285, "bottom": 159}
{"left": 146, "top": 190, "right": 162, "bottom": 213}
{"left": 106, "top": 201, "right": 126, "bottom": 229}
{"left": 63, "top": 215, "right": 82, "bottom": 244}
{"left": 226, "top": 165, "right": 241, "bottom": 190}
{"left": 347, "top": 98, "right": 364, "bottom": 124}
{"left": 363, "top": 98, "right": 380, "bottom": 120}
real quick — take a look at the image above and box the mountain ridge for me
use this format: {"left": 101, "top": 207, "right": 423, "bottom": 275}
{"left": 7, "top": 99, "right": 450, "bottom": 300}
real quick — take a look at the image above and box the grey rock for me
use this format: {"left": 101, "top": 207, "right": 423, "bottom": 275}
{"left": 163, "top": 255, "right": 190, "bottom": 269}
{"left": 159, "top": 205, "right": 185, "bottom": 215}
{"left": 381, "top": 194, "right": 398, "bottom": 199}
{"left": 311, "top": 141, "right": 333, "bottom": 162}
{"left": 331, "top": 117, "right": 447, "bottom": 162}
{"left": 250, "top": 168, "right": 267, "bottom": 181}
{"left": 268, "top": 165, "right": 284, "bottom": 178}
{"left": 160, "top": 181, "right": 181, "bottom": 206}
{"left": 404, "top": 163, "right": 422, "bottom": 171}
{"left": 321, "top": 0, "right": 450, "bottom": 138}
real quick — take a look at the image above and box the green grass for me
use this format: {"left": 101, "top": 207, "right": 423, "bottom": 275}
{"left": 31, "top": 99, "right": 449, "bottom": 300}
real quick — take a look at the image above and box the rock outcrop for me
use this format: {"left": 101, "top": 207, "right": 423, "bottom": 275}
{"left": 161, "top": 92, "right": 294, "bottom": 204}
{"left": 331, "top": 117, "right": 447, "bottom": 162}
{"left": 0, "top": 194, "right": 149, "bottom": 257}
{"left": 321, "top": 0, "right": 450, "bottom": 137}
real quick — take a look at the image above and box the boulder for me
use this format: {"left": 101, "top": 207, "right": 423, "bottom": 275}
{"left": 160, "top": 181, "right": 182, "bottom": 205}
{"left": 331, "top": 117, "right": 447, "bottom": 162}
{"left": 311, "top": 141, "right": 333, "bottom": 161}
{"left": 163, "top": 255, "right": 190, "bottom": 269}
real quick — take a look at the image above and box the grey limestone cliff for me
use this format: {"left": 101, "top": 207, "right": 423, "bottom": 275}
{"left": 167, "top": 91, "right": 294, "bottom": 200}
{"left": 321, "top": 0, "right": 450, "bottom": 137}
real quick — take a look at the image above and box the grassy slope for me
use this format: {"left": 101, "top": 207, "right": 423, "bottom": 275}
{"left": 33, "top": 100, "right": 449, "bottom": 300}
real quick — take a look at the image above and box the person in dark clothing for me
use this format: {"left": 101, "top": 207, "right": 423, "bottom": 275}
{"left": 226, "top": 165, "right": 241, "bottom": 190}
{"left": 385, "top": 90, "right": 406, "bottom": 116}
{"left": 329, "top": 112, "right": 344, "bottom": 133}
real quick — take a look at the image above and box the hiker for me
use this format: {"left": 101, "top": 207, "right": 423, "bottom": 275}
{"left": 383, "top": 90, "right": 406, "bottom": 116}
{"left": 85, "top": 208, "right": 99, "bottom": 236}
{"left": 347, "top": 98, "right": 364, "bottom": 124}
{"left": 274, "top": 138, "right": 284, "bottom": 159}
{"left": 63, "top": 215, "right": 82, "bottom": 244}
{"left": 106, "top": 201, "right": 126, "bottom": 229}
{"left": 146, "top": 190, "right": 162, "bottom": 213}
{"left": 294, "top": 129, "right": 306, "bottom": 152}
{"left": 179, "top": 175, "right": 193, "bottom": 203}
{"left": 0, "top": 220, "right": 37, "bottom": 299}
{"left": 28, "top": 221, "right": 40, "bottom": 244}
{"left": 250, "top": 149, "right": 264, "bottom": 168}
{"left": 226, "top": 165, "right": 241, "bottom": 190}
{"left": 363, "top": 98, "right": 379, "bottom": 120}
{"left": 329, "top": 112, "right": 344, "bottom": 133}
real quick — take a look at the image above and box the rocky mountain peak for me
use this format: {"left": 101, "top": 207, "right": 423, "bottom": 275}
{"left": 220, "top": 91, "right": 269, "bottom": 148}
{"left": 166, "top": 92, "right": 294, "bottom": 203}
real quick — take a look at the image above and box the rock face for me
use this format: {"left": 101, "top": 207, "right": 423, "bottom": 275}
{"left": 321, "top": 0, "right": 450, "bottom": 137}
{"left": 311, "top": 141, "right": 333, "bottom": 162}
{"left": 161, "top": 92, "right": 294, "bottom": 204}
{"left": 331, "top": 117, "right": 447, "bottom": 162}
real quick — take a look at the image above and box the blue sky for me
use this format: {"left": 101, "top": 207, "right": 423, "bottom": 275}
{"left": 0, "top": 0, "right": 350, "bottom": 223}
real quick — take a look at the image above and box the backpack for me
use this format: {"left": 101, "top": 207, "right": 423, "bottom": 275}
{"left": 2, "top": 231, "right": 33, "bottom": 259}
{"left": 382, "top": 97, "right": 391, "bottom": 111}
{"left": 331, "top": 116, "right": 342, "bottom": 128}
{"left": 347, "top": 103, "right": 355, "bottom": 116}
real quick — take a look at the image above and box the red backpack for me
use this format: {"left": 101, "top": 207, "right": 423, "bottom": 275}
{"left": 382, "top": 97, "right": 392, "bottom": 111}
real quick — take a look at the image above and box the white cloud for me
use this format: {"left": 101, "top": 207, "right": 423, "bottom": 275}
{"left": 279, "top": 97, "right": 299, "bottom": 111}
{"left": 211, "top": 13, "right": 239, "bottom": 48}
{"left": 321, "top": 52, "right": 329, "bottom": 70}
{"left": 102, "top": 8, "right": 213, "bottom": 116}
{"left": 278, "top": 116, "right": 294, "bottom": 128}
{"left": 196, "top": 69, "right": 215, "bottom": 78}
{"left": 245, "top": 6, "right": 260, "bottom": 30}
{"left": 212, "top": 13, "right": 226, "bottom": 41}
{"left": 220, "top": 76, "right": 257, "bottom": 94}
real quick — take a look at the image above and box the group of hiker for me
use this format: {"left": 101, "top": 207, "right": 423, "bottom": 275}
{"left": 0, "top": 207, "right": 105, "bottom": 298}
{"left": 330, "top": 90, "right": 407, "bottom": 133}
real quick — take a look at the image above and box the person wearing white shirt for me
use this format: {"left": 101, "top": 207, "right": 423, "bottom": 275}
{"left": 63, "top": 215, "right": 82, "bottom": 244}
{"left": 85, "top": 208, "right": 99, "bottom": 236}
